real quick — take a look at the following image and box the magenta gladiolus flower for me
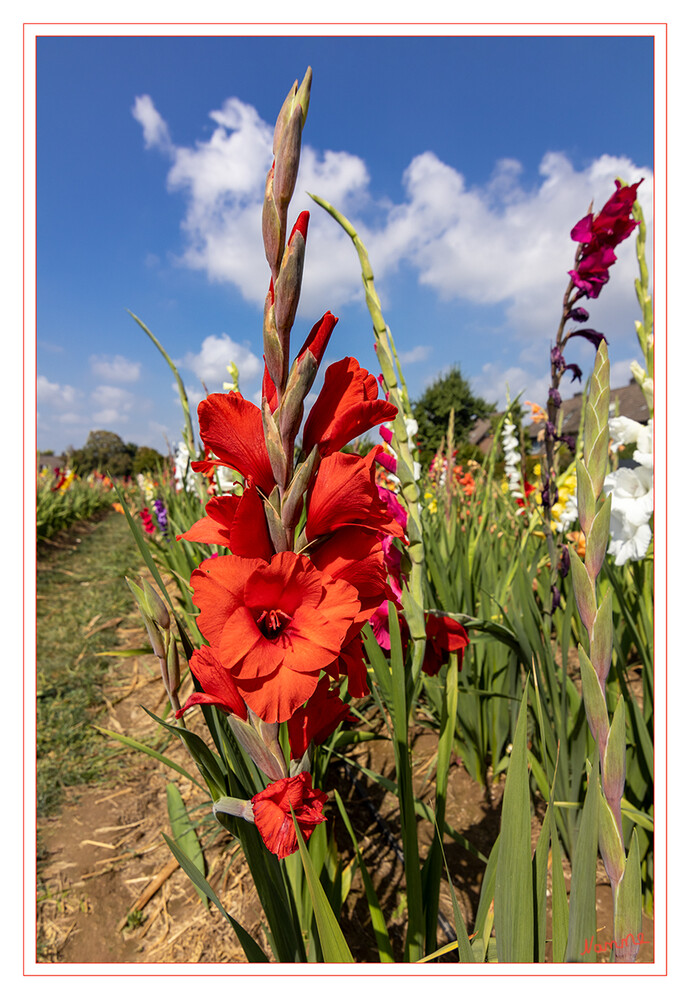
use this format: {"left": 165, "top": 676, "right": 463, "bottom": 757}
{"left": 568, "top": 180, "right": 642, "bottom": 299}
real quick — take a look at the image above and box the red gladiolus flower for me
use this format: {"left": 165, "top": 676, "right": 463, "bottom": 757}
{"left": 175, "top": 644, "right": 248, "bottom": 721}
{"left": 310, "top": 525, "right": 389, "bottom": 627}
{"left": 305, "top": 449, "right": 406, "bottom": 541}
{"left": 193, "top": 392, "right": 275, "bottom": 495}
{"left": 177, "top": 480, "right": 274, "bottom": 561}
{"left": 251, "top": 772, "right": 328, "bottom": 860}
{"left": 302, "top": 357, "right": 398, "bottom": 457}
{"left": 139, "top": 507, "right": 156, "bottom": 534}
{"left": 191, "top": 550, "right": 361, "bottom": 723}
{"left": 287, "top": 675, "right": 353, "bottom": 759}
{"left": 376, "top": 486, "right": 408, "bottom": 532}
{"left": 422, "top": 614, "right": 469, "bottom": 677}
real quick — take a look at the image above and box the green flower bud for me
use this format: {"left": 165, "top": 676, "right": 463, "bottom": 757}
{"left": 602, "top": 696, "right": 627, "bottom": 810}
{"left": 141, "top": 578, "right": 170, "bottom": 631}
{"left": 262, "top": 399, "right": 288, "bottom": 491}
{"left": 165, "top": 635, "right": 181, "bottom": 699}
{"left": 262, "top": 165, "right": 284, "bottom": 277}
{"left": 273, "top": 213, "right": 308, "bottom": 346}
{"left": 571, "top": 548, "right": 597, "bottom": 634}
{"left": 589, "top": 587, "right": 613, "bottom": 688}
{"left": 225, "top": 713, "right": 287, "bottom": 783}
{"left": 599, "top": 792, "right": 626, "bottom": 886}
{"left": 281, "top": 446, "right": 320, "bottom": 531}
{"left": 578, "top": 646, "right": 610, "bottom": 756}
{"left": 273, "top": 106, "right": 303, "bottom": 211}
{"left": 278, "top": 350, "right": 317, "bottom": 452}
{"left": 585, "top": 493, "right": 612, "bottom": 582}
{"left": 213, "top": 795, "right": 255, "bottom": 823}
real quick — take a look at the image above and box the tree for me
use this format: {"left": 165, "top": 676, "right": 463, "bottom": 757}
{"left": 71, "top": 430, "right": 134, "bottom": 477}
{"left": 412, "top": 366, "right": 494, "bottom": 467}
{"left": 132, "top": 446, "right": 166, "bottom": 477}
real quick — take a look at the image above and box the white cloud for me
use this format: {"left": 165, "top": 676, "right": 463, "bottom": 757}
{"left": 91, "top": 385, "right": 135, "bottom": 424}
{"left": 37, "top": 374, "right": 78, "bottom": 408}
{"left": 89, "top": 354, "right": 141, "bottom": 383}
{"left": 470, "top": 362, "right": 554, "bottom": 411}
{"left": 398, "top": 345, "right": 432, "bottom": 364}
{"left": 134, "top": 95, "right": 372, "bottom": 314}
{"left": 609, "top": 357, "right": 639, "bottom": 390}
{"left": 132, "top": 95, "right": 172, "bottom": 152}
{"left": 178, "top": 333, "right": 262, "bottom": 392}
{"left": 134, "top": 93, "right": 652, "bottom": 392}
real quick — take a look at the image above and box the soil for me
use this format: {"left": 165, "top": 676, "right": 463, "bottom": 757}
{"left": 35, "top": 519, "right": 654, "bottom": 967}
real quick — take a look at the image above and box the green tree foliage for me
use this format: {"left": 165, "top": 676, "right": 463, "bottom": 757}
{"left": 412, "top": 366, "right": 494, "bottom": 467}
{"left": 132, "top": 445, "right": 166, "bottom": 477}
{"left": 71, "top": 430, "right": 135, "bottom": 478}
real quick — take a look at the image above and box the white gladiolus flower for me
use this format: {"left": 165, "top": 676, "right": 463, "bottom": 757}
{"left": 603, "top": 418, "right": 653, "bottom": 565}
{"left": 174, "top": 441, "right": 193, "bottom": 492}
{"left": 501, "top": 419, "right": 523, "bottom": 498}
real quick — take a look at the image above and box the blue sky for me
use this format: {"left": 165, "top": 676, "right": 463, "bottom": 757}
{"left": 36, "top": 33, "right": 654, "bottom": 457}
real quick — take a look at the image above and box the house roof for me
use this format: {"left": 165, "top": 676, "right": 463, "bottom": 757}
{"left": 37, "top": 453, "right": 66, "bottom": 471}
{"left": 525, "top": 378, "right": 650, "bottom": 441}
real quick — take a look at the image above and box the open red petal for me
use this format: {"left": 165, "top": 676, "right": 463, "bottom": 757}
{"left": 176, "top": 645, "right": 247, "bottom": 720}
{"left": 192, "top": 555, "right": 267, "bottom": 647}
{"left": 197, "top": 392, "right": 275, "bottom": 495}
{"left": 302, "top": 357, "right": 398, "bottom": 457}
{"left": 306, "top": 449, "right": 406, "bottom": 540}
{"left": 177, "top": 495, "right": 240, "bottom": 547}
{"left": 311, "top": 526, "right": 387, "bottom": 623}
{"left": 236, "top": 666, "right": 321, "bottom": 725}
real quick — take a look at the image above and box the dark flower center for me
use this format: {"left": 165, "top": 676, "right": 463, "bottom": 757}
{"left": 256, "top": 607, "right": 292, "bottom": 639}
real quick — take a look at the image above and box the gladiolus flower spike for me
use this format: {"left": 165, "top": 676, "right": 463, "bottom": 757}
{"left": 163, "top": 67, "right": 418, "bottom": 865}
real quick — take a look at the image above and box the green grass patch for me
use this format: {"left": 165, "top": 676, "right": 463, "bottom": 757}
{"left": 36, "top": 510, "right": 146, "bottom": 815}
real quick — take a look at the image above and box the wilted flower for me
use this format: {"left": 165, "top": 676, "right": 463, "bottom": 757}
{"left": 422, "top": 614, "right": 469, "bottom": 677}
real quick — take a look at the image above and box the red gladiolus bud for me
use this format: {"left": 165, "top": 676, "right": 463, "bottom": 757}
{"left": 273, "top": 213, "right": 308, "bottom": 348}
{"left": 297, "top": 311, "right": 338, "bottom": 366}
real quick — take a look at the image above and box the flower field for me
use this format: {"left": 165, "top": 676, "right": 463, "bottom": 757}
{"left": 36, "top": 67, "right": 654, "bottom": 966}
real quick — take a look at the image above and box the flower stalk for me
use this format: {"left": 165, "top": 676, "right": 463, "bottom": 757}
{"left": 126, "top": 576, "right": 182, "bottom": 715}
{"left": 571, "top": 341, "right": 641, "bottom": 963}
{"left": 307, "top": 192, "right": 427, "bottom": 685}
